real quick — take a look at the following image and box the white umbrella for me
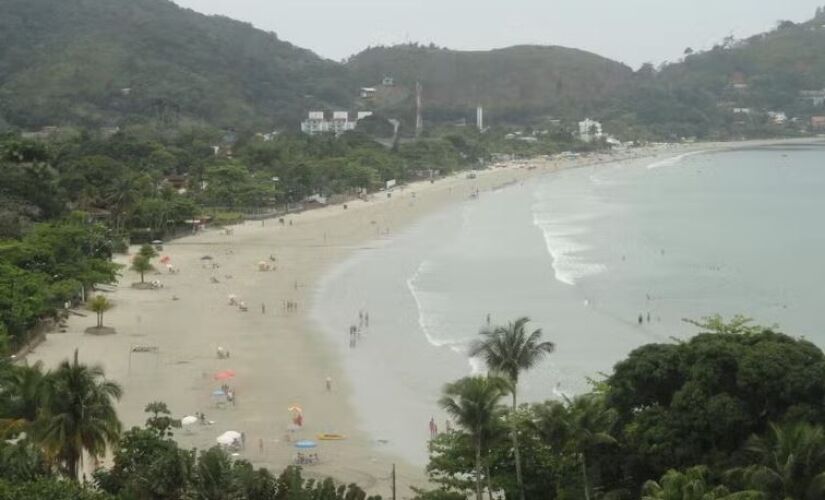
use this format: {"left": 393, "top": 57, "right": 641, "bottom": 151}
{"left": 181, "top": 416, "right": 198, "bottom": 426}
{"left": 216, "top": 430, "right": 242, "bottom": 445}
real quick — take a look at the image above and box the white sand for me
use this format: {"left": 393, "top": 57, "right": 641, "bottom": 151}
{"left": 26, "top": 141, "right": 780, "bottom": 497}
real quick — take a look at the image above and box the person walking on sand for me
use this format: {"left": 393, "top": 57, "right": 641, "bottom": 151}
{"left": 429, "top": 417, "right": 437, "bottom": 438}
{"left": 241, "top": 432, "right": 246, "bottom": 449}
{"left": 364, "top": 312, "right": 369, "bottom": 328}
{"left": 261, "top": 303, "right": 266, "bottom": 314}
{"left": 326, "top": 376, "right": 332, "bottom": 392}
{"left": 259, "top": 437, "right": 264, "bottom": 454}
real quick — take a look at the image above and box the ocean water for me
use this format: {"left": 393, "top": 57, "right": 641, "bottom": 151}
{"left": 312, "top": 143, "right": 825, "bottom": 464}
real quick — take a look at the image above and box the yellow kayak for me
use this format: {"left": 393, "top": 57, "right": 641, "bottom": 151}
{"left": 317, "top": 433, "right": 347, "bottom": 441}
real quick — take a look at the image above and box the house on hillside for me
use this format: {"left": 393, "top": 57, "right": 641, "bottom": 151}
{"left": 300, "top": 111, "right": 372, "bottom": 136}
{"left": 728, "top": 72, "right": 749, "bottom": 91}
{"left": 382, "top": 76, "right": 395, "bottom": 86}
{"left": 767, "top": 111, "right": 788, "bottom": 124}
{"left": 800, "top": 89, "right": 825, "bottom": 107}
{"left": 360, "top": 87, "right": 377, "bottom": 99}
{"left": 811, "top": 116, "right": 825, "bottom": 130}
{"left": 578, "top": 118, "right": 603, "bottom": 142}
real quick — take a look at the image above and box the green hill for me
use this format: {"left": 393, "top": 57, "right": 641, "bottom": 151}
{"left": 2, "top": 0, "right": 825, "bottom": 139}
{"left": 600, "top": 10, "right": 825, "bottom": 140}
{"left": 0, "top": 0, "right": 353, "bottom": 130}
{"left": 346, "top": 44, "right": 633, "bottom": 124}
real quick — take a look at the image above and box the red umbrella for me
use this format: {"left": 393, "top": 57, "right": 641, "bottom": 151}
{"left": 160, "top": 256, "right": 171, "bottom": 264}
{"left": 213, "top": 370, "right": 236, "bottom": 381}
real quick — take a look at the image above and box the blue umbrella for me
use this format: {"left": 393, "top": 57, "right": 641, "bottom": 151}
{"left": 294, "top": 440, "right": 317, "bottom": 449}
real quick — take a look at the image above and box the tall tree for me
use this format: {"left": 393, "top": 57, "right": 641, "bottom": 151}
{"left": 439, "top": 375, "right": 508, "bottom": 500}
{"left": 131, "top": 255, "right": 154, "bottom": 284}
{"left": 40, "top": 350, "right": 122, "bottom": 481}
{"left": 469, "top": 317, "right": 555, "bottom": 500}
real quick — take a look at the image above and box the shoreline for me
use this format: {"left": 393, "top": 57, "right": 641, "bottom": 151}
{"left": 24, "top": 138, "right": 813, "bottom": 497}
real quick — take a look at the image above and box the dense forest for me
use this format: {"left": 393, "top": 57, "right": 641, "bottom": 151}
{"left": 2, "top": 0, "right": 825, "bottom": 139}
{"left": 3, "top": 316, "right": 825, "bottom": 499}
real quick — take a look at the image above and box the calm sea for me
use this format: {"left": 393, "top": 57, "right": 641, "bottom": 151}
{"left": 313, "top": 143, "right": 825, "bottom": 464}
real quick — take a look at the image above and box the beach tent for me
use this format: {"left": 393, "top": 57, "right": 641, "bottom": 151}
{"left": 181, "top": 416, "right": 198, "bottom": 426}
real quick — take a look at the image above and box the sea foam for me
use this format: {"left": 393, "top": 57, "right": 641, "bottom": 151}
{"left": 532, "top": 213, "right": 606, "bottom": 286}
{"left": 646, "top": 150, "right": 706, "bottom": 170}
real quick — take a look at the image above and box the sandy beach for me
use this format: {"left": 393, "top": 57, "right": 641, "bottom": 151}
{"left": 24, "top": 141, "right": 769, "bottom": 497}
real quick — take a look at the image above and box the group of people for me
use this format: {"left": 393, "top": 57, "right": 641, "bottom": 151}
{"left": 429, "top": 417, "right": 452, "bottom": 438}
{"left": 220, "top": 384, "right": 237, "bottom": 406}
{"left": 347, "top": 310, "right": 372, "bottom": 348}
{"left": 284, "top": 300, "right": 299, "bottom": 312}
{"left": 295, "top": 452, "right": 319, "bottom": 465}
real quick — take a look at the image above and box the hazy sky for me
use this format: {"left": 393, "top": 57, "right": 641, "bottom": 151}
{"left": 171, "top": 0, "right": 823, "bottom": 68}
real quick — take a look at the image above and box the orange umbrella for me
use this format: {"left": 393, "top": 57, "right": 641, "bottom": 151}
{"left": 214, "top": 370, "right": 236, "bottom": 381}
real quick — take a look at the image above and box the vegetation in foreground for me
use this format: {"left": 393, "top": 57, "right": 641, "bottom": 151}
{"left": 3, "top": 316, "right": 825, "bottom": 499}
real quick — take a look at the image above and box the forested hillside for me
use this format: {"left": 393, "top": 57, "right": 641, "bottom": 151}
{"left": 600, "top": 10, "right": 825, "bottom": 139}
{"left": 1, "top": 0, "right": 825, "bottom": 139}
{"left": 0, "top": 0, "right": 352, "bottom": 130}
{"left": 0, "top": 0, "right": 635, "bottom": 132}
{"left": 346, "top": 44, "right": 633, "bottom": 124}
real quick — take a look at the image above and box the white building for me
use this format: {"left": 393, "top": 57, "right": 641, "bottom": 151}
{"left": 578, "top": 118, "right": 603, "bottom": 142}
{"left": 800, "top": 89, "right": 825, "bottom": 107}
{"left": 301, "top": 111, "right": 371, "bottom": 136}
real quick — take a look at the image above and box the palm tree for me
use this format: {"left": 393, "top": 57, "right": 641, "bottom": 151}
{"left": 39, "top": 349, "right": 122, "bottom": 480}
{"left": 566, "top": 393, "right": 618, "bottom": 500}
{"left": 439, "top": 375, "right": 509, "bottom": 500}
{"left": 727, "top": 422, "right": 825, "bottom": 499}
{"left": 469, "top": 316, "right": 555, "bottom": 500}
{"left": 642, "top": 466, "right": 757, "bottom": 500}
{"left": 88, "top": 294, "right": 112, "bottom": 329}
{"left": 0, "top": 362, "right": 47, "bottom": 439}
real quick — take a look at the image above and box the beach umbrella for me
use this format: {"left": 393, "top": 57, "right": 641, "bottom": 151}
{"left": 212, "top": 389, "right": 226, "bottom": 398}
{"left": 294, "top": 440, "right": 317, "bottom": 449}
{"left": 201, "top": 255, "right": 213, "bottom": 260}
{"left": 181, "top": 415, "right": 198, "bottom": 426}
{"left": 160, "top": 256, "right": 171, "bottom": 264}
{"left": 214, "top": 370, "right": 236, "bottom": 381}
{"left": 216, "top": 431, "right": 241, "bottom": 446}
{"left": 288, "top": 405, "right": 303, "bottom": 414}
